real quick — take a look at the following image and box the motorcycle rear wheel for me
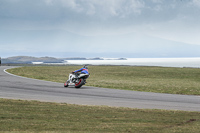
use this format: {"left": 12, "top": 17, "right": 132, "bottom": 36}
{"left": 75, "top": 78, "right": 84, "bottom": 88}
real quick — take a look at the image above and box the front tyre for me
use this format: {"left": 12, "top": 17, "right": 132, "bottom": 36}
{"left": 64, "top": 82, "right": 69, "bottom": 87}
{"left": 75, "top": 78, "right": 84, "bottom": 88}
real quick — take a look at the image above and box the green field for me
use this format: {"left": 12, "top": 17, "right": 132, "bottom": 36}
{"left": 2, "top": 66, "right": 200, "bottom": 132}
{"left": 0, "top": 98, "right": 200, "bottom": 133}
{"left": 7, "top": 66, "right": 200, "bottom": 95}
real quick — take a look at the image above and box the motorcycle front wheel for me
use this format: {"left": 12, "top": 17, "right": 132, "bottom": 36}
{"left": 64, "top": 81, "right": 69, "bottom": 87}
{"left": 75, "top": 78, "right": 84, "bottom": 88}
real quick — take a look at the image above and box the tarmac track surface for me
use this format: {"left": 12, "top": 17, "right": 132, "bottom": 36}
{"left": 0, "top": 66, "right": 200, "bottom": 112}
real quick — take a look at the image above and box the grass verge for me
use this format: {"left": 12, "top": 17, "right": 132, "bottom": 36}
{"left": 0, "top": 98, "right": 200, "bottom": 133}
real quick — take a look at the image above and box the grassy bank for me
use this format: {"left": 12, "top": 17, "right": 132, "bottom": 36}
{"left": 7, "top": 66, "right": 200, "bottom": 95}
{"left": 0, "top": 98, "right": 200, "bottom": 133}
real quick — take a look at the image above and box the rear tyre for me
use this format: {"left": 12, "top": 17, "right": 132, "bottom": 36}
{"left": 75, "top": 78, "right": 84, "bottom": 88}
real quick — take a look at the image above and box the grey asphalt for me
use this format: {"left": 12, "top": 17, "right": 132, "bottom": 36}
{"left": 0, "top": 66, "right": 200, "bottom": 112}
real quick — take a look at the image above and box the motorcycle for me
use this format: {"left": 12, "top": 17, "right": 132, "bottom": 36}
{"left": 64, "top": 72, "right": 90, "bottom": 88}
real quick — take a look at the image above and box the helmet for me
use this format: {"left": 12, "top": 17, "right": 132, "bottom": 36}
{"left": 83, "top": 65, "right": 88, "bottom": 69}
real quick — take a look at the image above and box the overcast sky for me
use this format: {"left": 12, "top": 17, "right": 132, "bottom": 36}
{"left": 1, "top": 0, "right": 200, "bottom": 58}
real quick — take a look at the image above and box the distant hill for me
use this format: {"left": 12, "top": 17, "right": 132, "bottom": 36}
{"left": 1, "top": 56, "right": 127, "bottom": 64}
{"left": 2, "top": 56, "right": 63, "bottom": 64}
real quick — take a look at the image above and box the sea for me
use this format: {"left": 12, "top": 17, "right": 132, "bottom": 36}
{"left": 59, "top": 58, "right": 200, "bottom": 68}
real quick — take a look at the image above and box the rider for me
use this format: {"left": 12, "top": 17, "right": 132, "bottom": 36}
{"left": 72, "top": 65, "right": 89, "bottom": 77}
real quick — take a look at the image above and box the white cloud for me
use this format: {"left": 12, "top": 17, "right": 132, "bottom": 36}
{"left": 86, "top": 3, "right": 96, "bottom": 15}
{"left": 191, "top": 0, "right": 200, "bottom": 7}
{"left": 151, "top": 0, "right": 163, "bottom": 3}
{"left": 129, "top": 0, "right": 145, "bottom": 14}
{"left": 44, "top": 0, "right": 53, "bottom": 5}
{"left": 43, "top": 0, "right": 145, "bottom": 17}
